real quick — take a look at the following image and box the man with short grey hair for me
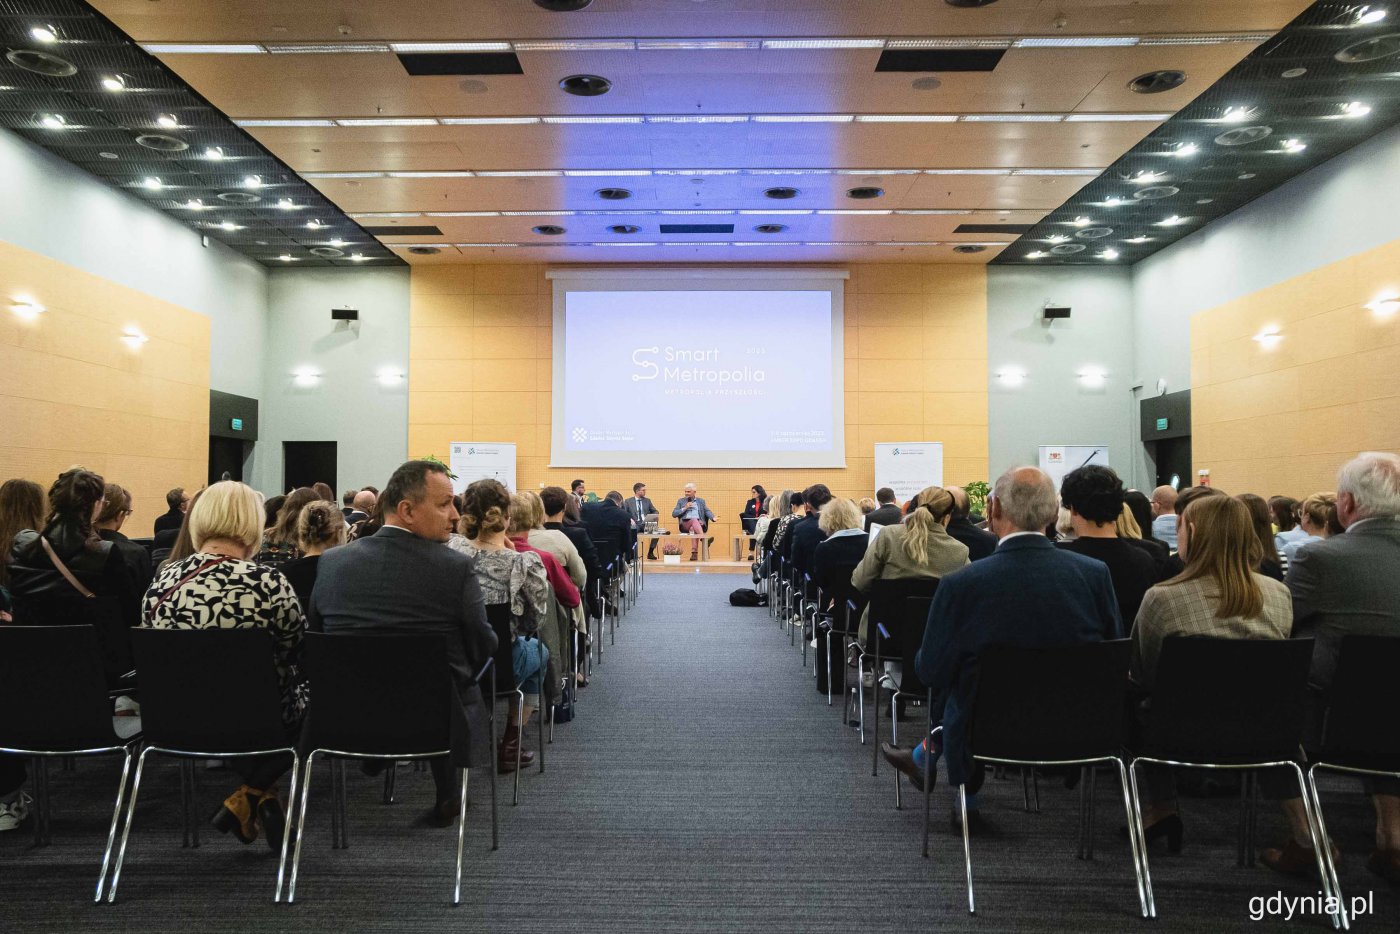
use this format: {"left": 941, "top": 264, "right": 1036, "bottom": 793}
{"left": 1265, "top": 452, "right": 1400, "bottom": 882}
{"left": 880, "top": 466, "right": 1121, "bottom": 832}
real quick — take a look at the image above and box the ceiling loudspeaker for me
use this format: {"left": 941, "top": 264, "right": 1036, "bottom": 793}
{"left": 331, "top": 308, "right": 359, "bottom": 321}
{"left": 1042, "top": 305, "right": 1072, "bottom": 321}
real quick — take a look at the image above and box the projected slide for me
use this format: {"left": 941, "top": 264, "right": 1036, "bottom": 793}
{"left": 552, "top": 281, "right": 845, "bottom": 468}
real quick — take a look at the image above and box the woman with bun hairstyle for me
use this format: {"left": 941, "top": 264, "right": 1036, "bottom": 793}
{"left": 279, "top": 500, "right": 348, "bottom": 611}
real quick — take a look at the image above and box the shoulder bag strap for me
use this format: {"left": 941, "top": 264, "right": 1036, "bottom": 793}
{"left": 39, "top": 536, "right": 95, "bottom": 599}
{"left": 150, "top": 556, "right": 233, "bottom": 612}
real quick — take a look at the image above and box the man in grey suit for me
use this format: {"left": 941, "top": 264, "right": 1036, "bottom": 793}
{"left": 672, "top": 483, "right": 716, "bottom": 561}
{"left": 309, "top": 459, "right": 497, "bottom": 827}
{"left": 627, "top": 482, "right": 659, "bottom": 559}
{"left": 1266, "top": 451, "right": 1400, "bottom": 881}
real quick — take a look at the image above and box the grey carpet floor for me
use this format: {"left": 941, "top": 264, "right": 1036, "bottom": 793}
{"left": 1, "top": 572, "right": 1395, "bottom": 932}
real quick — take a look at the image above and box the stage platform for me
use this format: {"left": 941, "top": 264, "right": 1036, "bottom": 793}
{"left": 643, "top": 557, "right": 752, "bottom": 575}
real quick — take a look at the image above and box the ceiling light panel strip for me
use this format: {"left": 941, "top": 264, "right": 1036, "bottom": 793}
{"left": 241, "top": 112, "right": 1167, "bottom": 126}
{"left": 304, "top": 166, "right": 1102, "bottom": 179}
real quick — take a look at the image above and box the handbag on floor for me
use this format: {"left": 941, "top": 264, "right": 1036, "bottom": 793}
{"left": 729, "top": 588, "right": 766, "bottom": 607}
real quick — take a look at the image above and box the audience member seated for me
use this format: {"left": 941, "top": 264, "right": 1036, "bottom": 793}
{"left": 1271, "top": 495, "right": 1306, "bottom": 552}
{"left": 279, "top": 500, "right": 347, "bottom": 611}
{"left": 8, "top": 467, "right": 142, "bottom": 681}
{"left": 1160, "top": 486, "right": 1228, "bottom": 577}
{"left": 945, "top": 486, "right": 998, "bottom": 561}
{"left": 449, "top": 481, "right": 552, "bottom": 775}
{"left": 309, "top": 460, "right": 496, "bottom": 826}
{"left": 864, "top": 487, "right": 902, "bottom": 531}
{"left": 1280, "top": 492, "right": 1340, "bottom": 563}
{"left": 856, "top": 497, "right": 876, "bottom": 516}
{"left": 1150, "top": 485, "right": 1179, "bottom": 550}
{"left": 341, "top": 489, "right": 356, "bottom": 518}
{"left": 813, "top": 498, "right": 868, "bottom": 597}
{"left": 520, "top": 491, "right": 585, "bottom": 593}
{"left": 1117, "top": 496, "right": 1172, "bottom": 567}
{"left": 752, "top": 495, "right": 775, "bottom": 553}
{"left": 94, "top": 482, "right": 155, "bottom": 626}
{"left": 256, "top": 487, "right": 317, "bottom": 568}
{"left": 344, "top": 488, "right": 375, "bottom": 526}
{"left": 766, "top": 490, "right": 803, "bottom": 559}
{"left": 262, "top": 494, "right": 285, "bottom": 531}
{"left": 1128, "top": 494, "right": 1292, "bottom": 852}
{"left": 1276, "top": 451, "right": 1400, "bottom": 883}
{"left": 541, "top": 486, "right": 602, "bottom": 617}
{"left": 0, "top": 478, "right": 44, "bottom": 588}
{"left": 153, "top": 486, "right": 189, "bottom": 536}
{"left": 581, "top": 490, "right": 635, "bottom": 574}
{"left": 1237, "top": 493, "right": 1285, "bottom": 581}
{"left": 509, "top": 491, "right": 581, "bottom": 613}
{"left": 141, "top": 480, "right": 305, "bottom": 848}
{"left": 1056, "top": 466, "right": 1162, "bottom": 626}
{"left": 311, "top": 481, "right": 335, "bottom": 504}
{"left": 850, "top": 485, "right": 969, "bottom": 644}
{"left": 787, "top": 484, "right": 833, "bottom": 578}
{"left": 882, "top": 467, "right": 1122, "bottom": 829}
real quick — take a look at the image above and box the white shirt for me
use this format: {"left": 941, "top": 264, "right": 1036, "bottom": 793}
{"left": 997, "top": 530, "right": 1045, "bottom": 545}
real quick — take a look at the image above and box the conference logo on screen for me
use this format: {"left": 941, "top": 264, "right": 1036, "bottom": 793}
{"left": 630, "top": 345, "right": 766, "bottom": 394}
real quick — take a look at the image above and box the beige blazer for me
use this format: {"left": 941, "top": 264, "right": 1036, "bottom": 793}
{"left": 850, "top": 522, "right": 969, "bottom": 642}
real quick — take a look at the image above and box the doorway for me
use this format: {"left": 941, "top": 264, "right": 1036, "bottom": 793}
{"left": 1154, "top": 437, "right": 1193, "bottom": 490}
{"left": 283, "top": 441, "right": 337, "bottom": 492}
{"left": 208, "top": 437, "right": 247, "bottom": 485}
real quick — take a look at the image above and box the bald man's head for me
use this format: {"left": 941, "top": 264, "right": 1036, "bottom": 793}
{"left": 352, "top": 490, "right": 377, "bottom": 512}
{"left": 989, "top": 467, "right": 1058, "bottom": 536}
{"left": 1150, "top": 485, "right": 1178, "bottom": 517}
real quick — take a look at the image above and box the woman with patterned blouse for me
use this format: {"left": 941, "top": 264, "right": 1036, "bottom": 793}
{"left": 448, "top": 479, "right": 551, "bottom": 774}
{"left": 142, "top": 480, "right": 305, "bottom": 849}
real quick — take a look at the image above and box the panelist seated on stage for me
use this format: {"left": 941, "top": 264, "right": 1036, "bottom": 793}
{"left": 671, "top": 484, "right": 716, "bottom": 561}
{"left": 626, "top": 482, "right": 659, "bottom": 559}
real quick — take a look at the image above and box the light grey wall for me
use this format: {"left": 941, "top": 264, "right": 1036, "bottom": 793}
{"left": 255, "top": 267, "right": 411, "bottom": 495}
{"left": 0, "top": 128, "right": 269, "bottom": 399}
{"left": 987, "top": 266, "right": 1140, "bottom": 486}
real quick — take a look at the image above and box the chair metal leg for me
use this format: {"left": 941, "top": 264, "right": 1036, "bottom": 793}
{"left": 922, "top": 735, "right": 934, "bottom": 858}
{"left": 488, "top": 689, "right": 499, "bottom": 850}
{"left": 287, "top": 750, "right": 317, "bottom": 904}
{"left": 1291, "top": 763, "right": 1344, "bottom": 931}
{"left": 892, "top": 706, "right": 902, "bottom": 810}
{"left": 328, "top": 756, "right": 341, "bottom": 849}
{"left": 1306, "top": 767, "right": 1349, "bottom": 932}
{"left": 382, "top": 761, "right": 397, "bottom": 804}
{"left": 1085, "top": 767, "right": 1095, "bottom": 859}
{"left": 1033, "top": 770, "right": 1041, "bottom": 813}
{"left": 1126, "top": 761, "right": 1157, "bottom": 918}
{"left": 825, "top": 636, "right": 833, "bottom": 707}
{"left": 513, "top": 692, "right": 524, "bottom": 806}
{"left": 959, "top": 785, "right": 975, "bottom": 915}
{"left": 273, "top": 752, "right": 300, "bottom": 903}
{"left": 1246, "top": 772, "right": 1259, "bottom": 868}
{"left": 107, "top": 745, "right": 155, "bottom": 903}
{"left": 177, "top": 757, "right": 190, "bottom": 849}
{"left": 452, "top": 767, "right": 470, "bottom": 905}
{"left": 32, "top": 756, "right": 47, "bottom": 847}
{"left": 872, "top": 657, "right": 881, "bottom": 776}
{"left": 856, "top": 655, "right": 866, "bottom": 745}
{"left": 95, "top": 748, "right": 134, "bottom": 903}
{"left": 1077, "top": 767, "right": 1089, "bottom": 860}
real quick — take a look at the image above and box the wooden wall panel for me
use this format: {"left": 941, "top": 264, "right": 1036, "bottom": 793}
{"left": 0, "top": 240, "right": 210, "bottom": 536}
{"left": 1190, "top": 237, "right": 1400, "bottom": 497}
{"left": 408, "top": 263, "right": 989, "bottom": 548}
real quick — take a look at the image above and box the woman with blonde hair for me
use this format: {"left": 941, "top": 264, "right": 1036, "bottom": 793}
{"left": 140, "top": 480, "right": 305, "bottom": 848}
{"left": 1280, "top": 492, "right": 1340, "bottom": 563}
{"left": 850, "top": 485, "right": 969, "bottom": 642}
{"left": 1128, "top": 494, "right": 1293, "bottom": 849}
{"left": 279, "top": 500, "right": 347, "bottom": 611}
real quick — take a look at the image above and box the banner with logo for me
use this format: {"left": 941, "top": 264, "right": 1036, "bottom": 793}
{"left": 873, "top": 442, "right": 944, "bottom": 503}
{"left": 1038, "top": 445, "right": 1110, "bottom": 490}
{"left": 448, "top": 442, "right": 517, "bottom": 494}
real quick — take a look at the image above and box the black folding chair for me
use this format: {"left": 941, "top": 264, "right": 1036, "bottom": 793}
{"left": 108, "top": 628, "right": 300, "bottom": 903}
{"left": 863, "top": 578, "right": 940, "bottom": 777}
{"left": 0, "top": 625, "right": 138, "bottom": 902}
{"left": 952, "top": 639, "right": 1144, "bottom": 917}
{"left": 1304, "top": 635, "right": 1400, "bottom": 932}
{"left": 1128, "top": 637, "right": 1332, "bottom": 924}
{"left": 486, "top": 604, "right": 529, "bottom": 817}
{"left": 813, "top": 562, "right": 862, "bottom": 705}
{"left": 287, "top": 632, "right": 482, "bottom": 905}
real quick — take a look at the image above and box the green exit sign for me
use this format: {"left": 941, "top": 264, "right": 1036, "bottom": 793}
{"left": 230, "top": 418, "right": 243, "bottom": 431}
{"left": 1155, "top": 417, "right": 1169, "bottom": 431}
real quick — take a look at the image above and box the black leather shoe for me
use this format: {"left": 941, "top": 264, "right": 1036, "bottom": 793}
{"left": 257, "top": 792, "right": 288, "bottom": 851}
{"left": 423, "top": 798, "right": 461, "bottom": 828}
{"left": 880, "top": 743, "right": 929, "bottom": 792}
{"left": 951, "top": 808, "right": 995, "bottom": 836}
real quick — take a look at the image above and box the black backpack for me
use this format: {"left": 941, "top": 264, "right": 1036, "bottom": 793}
{"left": 729, "top": 588, "right": 766, "bottom": 607}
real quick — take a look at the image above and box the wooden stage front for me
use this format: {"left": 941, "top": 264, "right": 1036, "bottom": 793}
{"left": 642, "top": 556, "right": 753, "bottom": 575}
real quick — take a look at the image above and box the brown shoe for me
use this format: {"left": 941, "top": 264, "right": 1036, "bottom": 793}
{"left": 1260, "top": 836, "right": 1339, "bottom": 877}
{"left": 879, "top": 742, "right": 929, "bottom": 792}
{"left": 1367, "top": 849, "right": 1400, "bottom": 887}
{"left": 210, "top": 785, "right": 260, "bottom": 844}
{"left": 496, "top": 725, "right": 537, "bottom": 774}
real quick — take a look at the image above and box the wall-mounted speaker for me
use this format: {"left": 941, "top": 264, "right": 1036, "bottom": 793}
{"left": 331, "top": 307, "right": 359, "bottom": 321}
{"left": 1042, "top": 305, "right": 1071, "bottom": 320}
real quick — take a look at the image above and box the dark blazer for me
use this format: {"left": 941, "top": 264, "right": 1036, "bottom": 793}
{"left": 623, "top": 495, "right": 657, "bottom": 530}
{"left": 915, "top": 534, "right": 1123, "bottom": 785}
{"left": 788, "top": 514, "right": 827, "bottom": 576}
{"left": 1287, "top": 517, "right": 1400, "bottom": 688}
{"left": 308, "top": 527, "right": 497, "bottom": 765}
{"left": 864, "top": 503, "right": 903, "bottom": 532}
{"left": 946, "top": 516, "right": 998, "bottom": 562}
{"left": 153, "top": 508, "right": 184, "bottom": 537}
{"left": 279, "top": 553, "right": 321, "bottom": 612}
{"left": 1057, "top": 536, "right": 1161, "bottom": 628}
{"left": 813, "top": 532, "right": 868, "bottom": 596}
{"left": 581, "top": 500, "right": 635, "bottom": 571}
{"left": 344, "top": 509, "right": 369, "bottom": 526}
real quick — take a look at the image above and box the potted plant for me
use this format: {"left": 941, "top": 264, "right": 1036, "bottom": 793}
{"left": 661, "top": 540, "right": 683, "bottom": 565}
{"left": 964, "top": 480, "right": 990, "bottom": 519}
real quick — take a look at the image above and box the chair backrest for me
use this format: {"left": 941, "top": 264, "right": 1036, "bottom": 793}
{"left": 486, "top": 603, "right": 518, "bottom": 696}
{"left": 130, "top": 627, "right": 287, "bottom": 752}
{"left": 894, "top": 594, "right": 937, "bottom": 695}
{"left": 869, "top": 576, "right": 940, "bottom": 652}
{"left": 1317, "top": 635, "right": 1400, "bottom": 768}
{"left": 302, "top": 631, "right": 453, "bottom": 756}
{"left": 821, "top": 562, "right": 864, "bottom": 630}
{"left": 1145, "top": 636, "right": 1314, "bottom": 763}
{"left": 970, "top": 640, "right": 1132, "bottom": 763}
{"left": 0, "top": 625, "right": 118, "bottom": 751}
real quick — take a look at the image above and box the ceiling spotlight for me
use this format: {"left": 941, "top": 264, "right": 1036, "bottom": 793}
{"left": 349, "top": 253, "right": 368, "bottom": 262}
{"left": 183, "top": 199, "right": 206, "bottom": 210}
{"left": 29, "top": 24, "right": 58, "bottom": 44}
{"left": 306, "top": 219, "right": 325, "bottom": 230}
{"left": 276, "top": 198, "right": 296, "bottom": 210}
{"left": 141, "top": 176, "right": 163, "bottom": 190}
{"left": 533, "top": 0, "right": 594, "bottom": 10}
{"left": 278, "top": 254, "right": 296, "bottom": 262}
{"left": 1125, "top": 236, "right": 1151, "bottom": 243}
{"left": 1046, "top": 234, "right": 1069, "bottom": 243}
{"left": 1026, "top": 251, "right": 1047, "bottom": 259}
{"left": 996, "top": 367, "right": 1026, "bottom": 387}
{"left": 156, "top": 113, "right": 179, "bottom": 129}
{"left": 329, "top": 238, "right": 346, "bottom": 247}
{"left": 1132, "top": 170, "right": 1165, "bottom": 183}
{"left": 39, "top": 113, "right": 66, "bottom": 130}
{"left": 1281, "top": 138, "right": 1307, "bottom": 153}
{"left": 99, "top": 152, "right": 119, "bottom": 160}
{"left": 1099, "top": 249, "right": 1120, "bottom": 260}
{"left": 1342, "top": 101, "right": 1373, "bottom": 118}
{"left": 1357, "top": 6, "right": 1387, "bottom": 24}
{"left": 101, "top": 74, "right": 126, "bottom": 92}
{"left": 202, "top": 146, "right": 224, "bottom": 160}
{"left": 1072, "top": 216, "right": 1092, "bottom": 227}
{"left": 1128, "top": 70, "right": 1187, "bottom": 94}
{"left": 121, "top": 329, "right": 149, "bottom": 350}
{"left": 754, "top": 223, "right": 788, "bottom": 234}
{"left": 1221, "top": 105, "right": 1255, "bottom": 123}
{"left": 559, "top": 74, "right": 611, "bottom": 96}
{"left": 219, "top": 220, "right": 240, "bottom": 231}
{"left": 1173, "top": 142, "right": 1199, "bottom": 157}
{"left": 8, "top": 299, "right": 45, "bottom": 319}
{"left": 847, "top": 186, "right": 885, "bottom": 199}
{"left": 595, "top": 188, "right": 632, "bottom": 201}
{"left": 1157, "top": 215, "right": 1188, "bottom": 227}
{"left": 292, "top": 367, "right": 321, "bottom": 386}
{"left": 376, "top": 366, "right": 406, "bottom": 385}
{"left": 533, "top": 225, "right": 566, "bottom": 235}
{"left": 1252, "top": 326, "right": 1283, "bottom": 349}
{"left": 608, "top": 224, "right": 641, "bottom": 234}
{"left": 242, "top": 174, "right": 263, "bottom": 189}
{"left": 1104, "top": 197, "right": 1124, "bottom": 207}
{"left": 1366, "top": 295, "right": 1400, "bottom": 318}
{"left": 1078, "top": 367, "right": 1108, "bottom": 386}
{"left": 764, "top": 187, "right": 800, "bottom": 200}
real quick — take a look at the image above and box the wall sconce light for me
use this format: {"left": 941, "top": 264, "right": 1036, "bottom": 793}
{"left": 1252, "top": 326, "right": 1283, "bottom": 349}
{"left": 120, "top": 328, "right": 149, "bottom": 349}
{"left": 376, "top": 366, "right": 405, "bottom": 386}
{"left": 1366, "top": 295, "right": 1400, "bottom": 319}
{"left": 292, "top": 367, "right": 322, "bottom": 387}
{"left": 1078, "top": 366, "right": 1108, "bottom": 387}
{"left": 8, "top": 298, "right": 45, "bottom": 319}
{"left": 996, "top": 366, "right": 1026, "bottom": 387}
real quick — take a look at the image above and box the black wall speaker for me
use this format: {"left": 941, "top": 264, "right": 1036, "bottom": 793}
{"left": 331, "top": 307, "right": 359, "bottom": 321}
{"left": 1042, "top": 306, "right": 1072, "bottom": 320}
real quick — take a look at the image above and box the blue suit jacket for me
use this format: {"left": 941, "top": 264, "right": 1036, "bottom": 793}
{"left": 914, "top": 534, "right": 1123, "bottom": 785}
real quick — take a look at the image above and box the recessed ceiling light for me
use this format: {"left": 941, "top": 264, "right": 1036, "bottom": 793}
{"left": 8, "top": 299, "right": 46, "bottom": 319}
{"left": 1366, "top": 295, "right": 1400, "bottom": 318}
{"left": 202, "top": 146, "right": 224, "bottom": 160}
{"left": 183, "top": 199, "right": 205, "bottom": 210}
{"left": 1157, "top": 215, "right": 1188, "bottom": 227}
{"left": 310, "top": 247, "right": 344, "bottom": 257}
{"left": 121, "top": 329, "right": 149, "bottom": 349}
{"left": 1128, "top": 70, "right": 1187, "bottom": 94}
{"left": 242, "top": 174, "right": 263, "bottom": 189}
{"left": 39, "top": 113, "right": 66, "bottom": 130}
{"left": 276, "top": 198, "right": 296, "bottom": 210}
{"left": 1358, "top": 6, "right": 1387, "bottom": 24}
{"left": 533, "top": 225, "right": 567, "bottom": 235}
{"left": 1132, "top": 170, "right": 1165, "bottom": 183}
{"left": 156, "top": 113, "right": 179, "bottom": 129}
{"left": 306, "top": 219, "right": 325, "bottom": 229}
{"left": 278, "top": 254, "right": 296, "bottom": 262}
{"left": 1099, "top": 249, "right": 1120, "bottom": 260}
{"left": 136, "top": 133, "right": 188, "bottom": 152}
{"left": 1215, "top": 125, "right": 1273, "bottom": 147}
{"left": 6, "top": 48, "right": 78, "bottom": 77}
{"left": 764, "top": 187, "right": 800, "bottom": 200}
{"left": 1281, "top": 138, "right": 1307, "bottom": 153}
{"left": 608, "top": 224, "right": 641, "bottom": 234}
{"left": 99, "top": 151, "right": 119, "bottom": 160}
{"left": 329, "top": 238, "right": 346, "bottom": 247}
{"left": 1341, "top": 101, "right": 1372, "bottom": 117}
{"left": 1046, "top": 235, "right": 1069, "bottom": 243}
{"left": 141, "top": 176, "right": 162, "bottom": 190}
{"left": 1125, "top": 236, "right": 1151, "bottom": 243}
{"left": 1072, "top": 216, "right": 1093, "bottom": 227}
{"left": 754, "top": 224, "right": 789, "bottom": 234}
{"left": 559, "top": 74, "right": 611, "bottom": 96}
{"left": 29, "top": 25, "right": 58, "bottom": 44}
{"left": 349, "top": 254, "right": 368, "bottom": 262}
{"left": 101, "top": 74, "right": 126, "bottom": 92}
{"left": 1196, "top": 198, "right": 1214, "bottom": 204}
{"left": 1238, "top": 172, "right": 1256, "bottom": 180}
{"left": 533, "top": 0, "right": 594, "bottom": 10}
{"left": 219, "top": 220, "right": 240, "bottom": 231}
{"left": 595, "top": 187, "right": 633, "bottom": 200}
{"left": 1282, "top": 67, "right": 1308, "bottom": 78}
{"left": 1078, "top": 366, "right": 1108, "bottom": 386}
{"left": 846, "top": 186, "right": 885, "bottom": 199}
{"left": 1252, "top": 326, "right": 1283, "bottom": 348}
{"left": 1026, "top": 251, "right": 1047, "bottom": 259}
{"left": 1051, "top": 243, "right": 1087, "bottom": 255}
{"left": 1104, "top": 197, "right": 1124, "bottom": 206}
{"left": 996, "top": 366, "right": 1026, "bottom": 387}
{"left": 1221, "top": 106, "right": 1255, "bottom": 123}
{"left": 1172, "top": 142, "right": 1198, "bottom": 157}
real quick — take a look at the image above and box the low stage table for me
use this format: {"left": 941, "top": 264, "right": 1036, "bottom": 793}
{"left": 638, "top": 532, "right": 710, "bottom": 562}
